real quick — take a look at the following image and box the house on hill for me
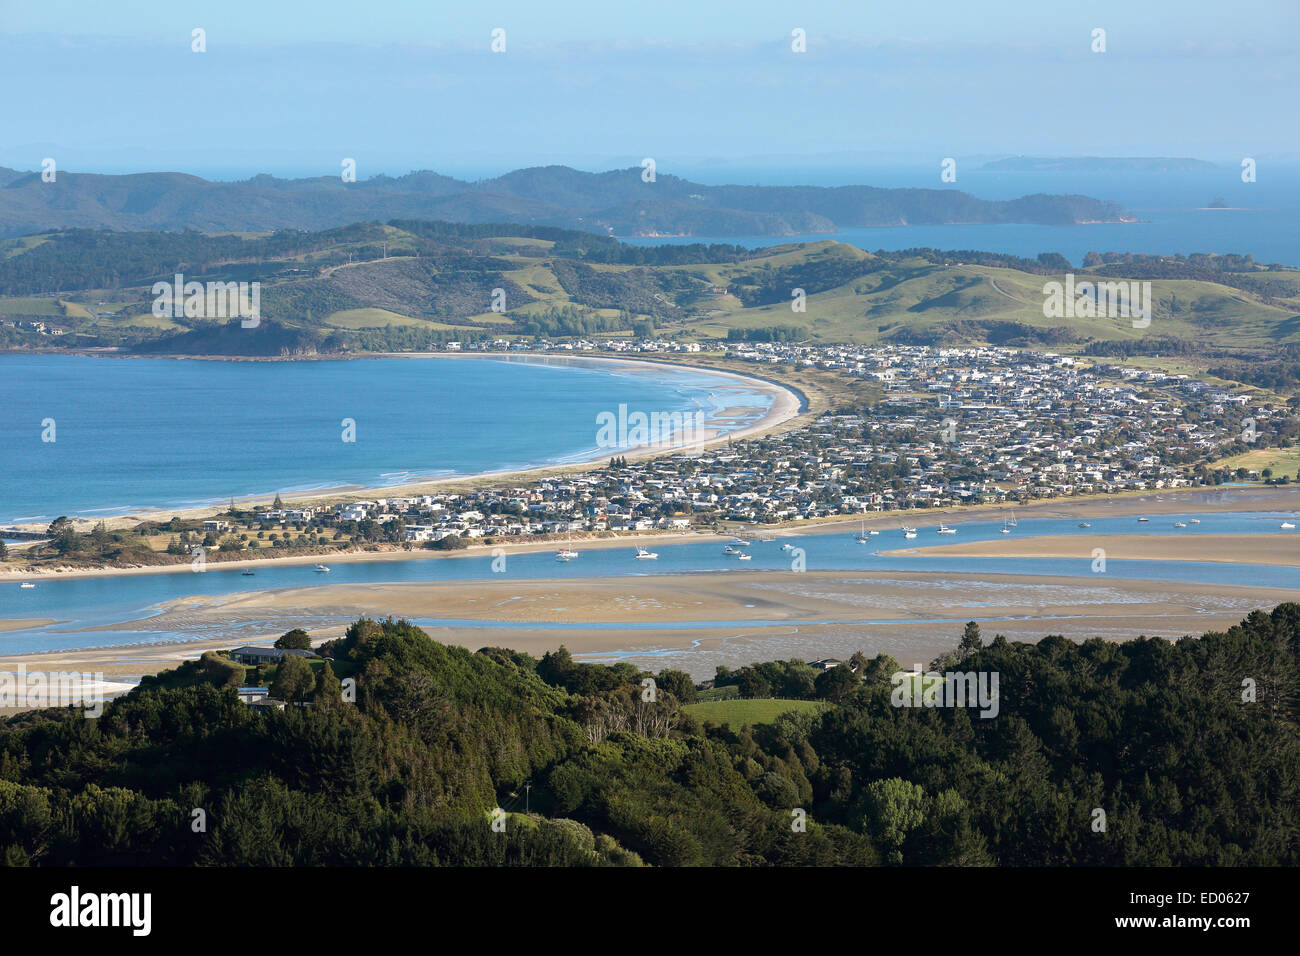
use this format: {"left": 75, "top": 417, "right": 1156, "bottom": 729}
{"left": 229, "top": 646, "right": 318, "bottom": 666}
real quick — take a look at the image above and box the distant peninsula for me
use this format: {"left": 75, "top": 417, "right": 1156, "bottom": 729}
{"left": 979, "top": 156, "right": 1220, "bottom": 173}
{"left": 0, "top": 164, "right": 1127, "bottom": 240}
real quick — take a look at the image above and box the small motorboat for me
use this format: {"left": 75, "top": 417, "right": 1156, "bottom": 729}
{"left": 780, "top": 543, "right": 794, "bottom": 551}
{"left": 1173, "top": 521, "right": 1187, "bottom": 528}
{"left": 634, "top": 547, "right": 658, "bottom": 560}
{"left": 1078, "top": 522, "right": 1091, "bottom": 528}
{"left": 241, "top": 570, "right": 256, "bottom": 576}
{"left": 723, "top": 545, "right": 739, "bottom": 555}
{"left": 1137, "top": 517, "right": 1149, "bottom": 523}
{"left": 19, "top": 582, "right": 35, "bottom": 589}
{"left": 1189, "top": 519, "right": 1201, "bottom": 524}
{"left": 737, "top": 552, "right": 751, "bottom": 560}
{"left": 1282, "top": 522, "right": 1296, "bottom": 530}
{"left": 731, "top": 537, "right": 751, "bottom": 546}
{"left": 314, "top": 564, "right": 330, "bottom": 573}
{"left": 937, "top": 522, "right": 956, "bottom": 535}
{"left": 903, "top": 530, "right": 918, "bottom": 539}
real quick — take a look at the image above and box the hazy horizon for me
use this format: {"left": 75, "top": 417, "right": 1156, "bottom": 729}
{"left": 3, "top": 0, "right": 1297, "bottom": 177}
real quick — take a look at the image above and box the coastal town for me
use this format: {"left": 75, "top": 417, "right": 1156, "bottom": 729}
{"left": 4, "top": 340, "right": 1291, "bottom": 569}
{"left": 69, "top": 341, "right": 1287, "bottom": 560}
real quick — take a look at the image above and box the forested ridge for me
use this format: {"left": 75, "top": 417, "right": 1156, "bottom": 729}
{"left": 0, "top": 606, "right": 1296, "bottom": 866}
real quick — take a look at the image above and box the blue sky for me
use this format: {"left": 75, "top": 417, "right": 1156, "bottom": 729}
{"left": 2, "top": 0, "right": 1297, "bottom": 179}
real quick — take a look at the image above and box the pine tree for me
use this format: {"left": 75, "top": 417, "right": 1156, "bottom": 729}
{"left": 313, "top": 659, "right": 342, "bottom": 706}
{"left": 958, "top": 621, "right": 983, "bottom": 658}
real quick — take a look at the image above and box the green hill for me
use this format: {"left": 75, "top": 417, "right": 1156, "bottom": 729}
{"left": 0, "top": 609, "right": 1296, "bottom": 865}
{"left": 2, "top": 222, "right": 1297, "bottom": 354}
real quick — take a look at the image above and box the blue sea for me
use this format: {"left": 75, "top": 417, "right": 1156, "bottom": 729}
{"left": 0, "top": 354, "right": 772, "bottom": 524}
{"left": 625, "top": 165, "right": 1300, "bottom": 267}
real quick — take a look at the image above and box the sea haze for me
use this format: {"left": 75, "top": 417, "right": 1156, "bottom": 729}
{"left": 0, "top": 354, "right": 771, "bottom": 523}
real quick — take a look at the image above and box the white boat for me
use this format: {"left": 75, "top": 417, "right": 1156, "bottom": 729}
{"left": 1282, "top": 522, "right": 1296, "bottom": 530}
{"left": 868, "top": 529, "right": 879, "bottom": 536}
{"left": 19, "top": 582, "right": 35, "bottom": 589}
{"left": 1137, "top": 517, "right": 1149, "bottom": 523}
{"left": 634, "top": 547, "right": 658, "bottom": 560}
{"left": 1001, "top": 519, "right": 1012, "bottom": 534}
{"left": 780, "top": 543, "right": 794, "bottom": 551}
{"left": 736, "top": 552, "right": 751, "bottom": 560}
{"left": 556, "top": 532, "right": 579, "bottom": 560}
{"left": 1189, "top": 519, "right": 1200, "bottom": 524}
{"left": 758, "top": 536, "right": 775, "bottom": 543}
{"left": 314, "top": 564, "right": 330, "bottom": 573}
{"left": 903, "top": 530, "right": 918, "bottom": 540}
{"left": 731, "top": 537, "right": 751, "bottom": 546}
{"left": 855, "top": 518, "right": 869, "bottom": 543}
{"left": 1078, "top": 522, "right": 1091, "bottom": 528}
{"left": 937, "top": 522, "right": 956, "bottom": 535}
{"left": 723, "top": 545, "right": 739, "bottom": 554}
{"left": 1173, "top": 521, "right": 1187, "bottom": 528}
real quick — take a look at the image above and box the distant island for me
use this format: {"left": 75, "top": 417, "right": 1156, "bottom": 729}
{"left": 979, "top": 156, "right": 1220, "bottom": 173}
{"left": 0, "top": 164, "right": 1127, "bottom": 240}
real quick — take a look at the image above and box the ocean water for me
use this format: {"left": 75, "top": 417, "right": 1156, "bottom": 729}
{"left": 625, "top": 166, "right": 1300, "bottom": 267}
{"left": 0, "top": 354, "right": 772, "bottom": 524}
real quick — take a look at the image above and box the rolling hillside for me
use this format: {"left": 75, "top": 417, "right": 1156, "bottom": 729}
{"left": 2, "top": 221, "right": 1297, "bottom": 354}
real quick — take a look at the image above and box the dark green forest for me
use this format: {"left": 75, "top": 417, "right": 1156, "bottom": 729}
{"left": 1, "top": 605, "right": 1296, "bottom": 866}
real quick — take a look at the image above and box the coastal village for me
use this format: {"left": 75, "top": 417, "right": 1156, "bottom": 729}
{"left": 190, "top": 341, "right": 1280, "bottom": 550}
{"left": 3, "top": 341, "right": 1287, "bottom": 565}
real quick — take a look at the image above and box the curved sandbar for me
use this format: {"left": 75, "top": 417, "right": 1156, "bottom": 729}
{"left": 880, "top": 533, "right": 1300, "bottom": 567}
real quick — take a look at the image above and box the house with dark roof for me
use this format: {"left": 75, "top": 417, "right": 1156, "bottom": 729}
{"left": 229, "top": 646, "right": 318, "bottom": 665}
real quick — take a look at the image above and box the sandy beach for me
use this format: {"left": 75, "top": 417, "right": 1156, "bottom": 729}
{"left": 883, "top": 532, "right": 1300, "bottom": 566}
{"left": 0, "top": 618, "right": 57, "bottom": 633}
{"left": 9, "top": 569, "right": 1289, "bottom": 682}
